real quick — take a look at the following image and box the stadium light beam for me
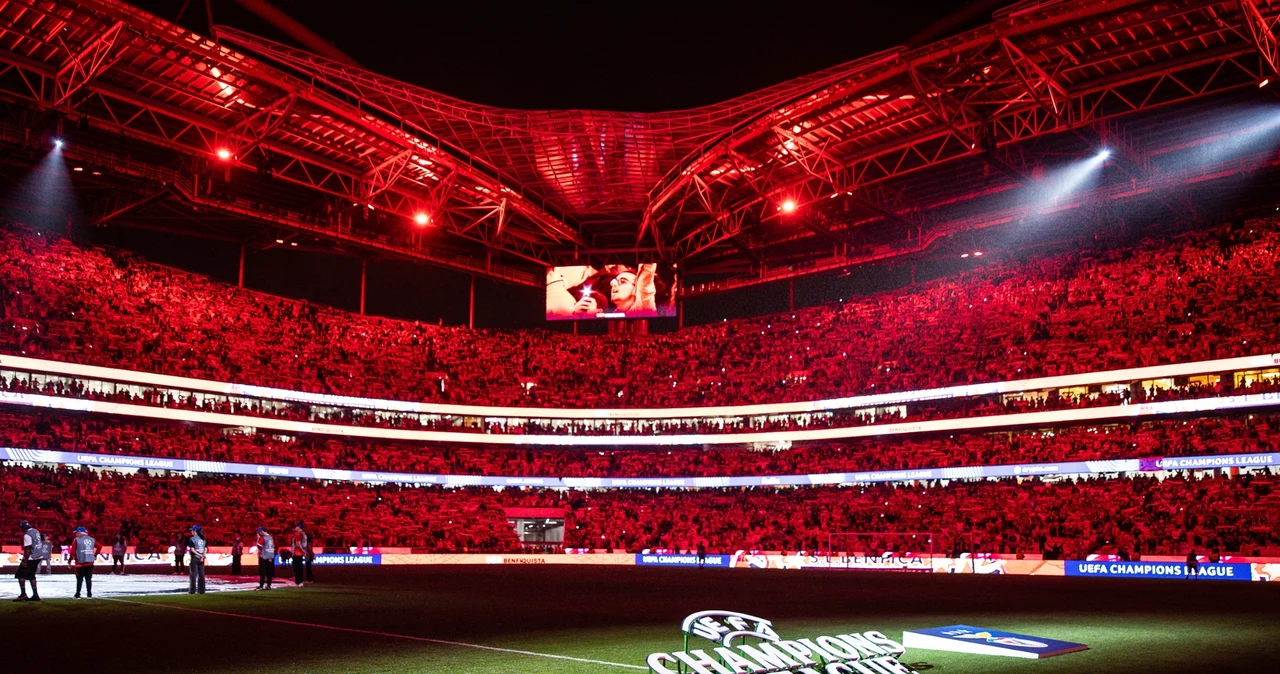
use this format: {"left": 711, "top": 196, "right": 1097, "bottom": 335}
{"left": 5, "top": 143, "right": 81, "bottom": 231}
{"left": 780, "top": 199, "right": 798, "bottom": 214}
{"left": 1173, "top": 108, "right": 1280, "bottom": 172}
{"left": 215, "top": 148, "right": 232, "bottom": 161}
{"left": 1025, "top": 150, "right": 1111, "bottom": 210}
{"left": 413, "top": 212, "right": 430, "bottom": 226}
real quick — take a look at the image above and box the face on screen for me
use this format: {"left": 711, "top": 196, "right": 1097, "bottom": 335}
{"left": 610, "top": 273, "right": 637, "bottom": 309}
{"left": 546, "top": 263, "right": 675, "bottom": 321}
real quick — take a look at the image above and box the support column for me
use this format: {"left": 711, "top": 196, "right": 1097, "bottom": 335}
{"left": 677, "top": 299, "right": 684, "bottom": 330}
{"left": 468, "top": 274, "right": 476, "bottom": 329}
{"left": 237, "top": 244, "right": 245, "bottom": 288}
{"left": 359, "top": 258, "right": 367, "bottom": 315}
{"left": 788, "top": 278, "right": 795, "bottom": 312}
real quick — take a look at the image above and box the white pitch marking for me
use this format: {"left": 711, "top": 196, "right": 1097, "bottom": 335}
{"left": 102, "top": 597, "right": 647, "bottom": 670}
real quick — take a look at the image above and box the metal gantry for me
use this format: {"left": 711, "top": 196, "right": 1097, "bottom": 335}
{"left": 0, "top": 0, "right": 1276, "bottom": 290}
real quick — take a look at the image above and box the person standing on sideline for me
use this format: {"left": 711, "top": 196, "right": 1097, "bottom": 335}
{"left": 697, "top": 541, "right": 707, "bottom": 569}
{"left": 187, "top": 525, "right": 207, "bottom": 595}
{"left": 70, "top": 527, "right": 98, "bottom": 599}
{"left": 255, "top": 527, "right": 275, "bottom": 591}
{"left": 14, "top": 520, "right": 43, "bottom": 602}
{"left": 230, "top": 535, "right": 243, "bottom": 576}
{"left": 39, "top": 533, "right": 53, "bottom": 576}
{"left": 174, "top": 533, "right": 187, "bottom": 574}
{"left": 1185, "top": 548, "right": 1200, "bottom": 579}
{"left": 289, "top": 524, "right": 308, "bottom": 586}
{"left": 111, "top": 532, "right": 127, "bottom": 575}
{"left": 304, "top": 530, "right": 315, "bottom": 583}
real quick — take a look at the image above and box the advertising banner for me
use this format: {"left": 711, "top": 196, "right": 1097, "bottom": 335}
{"left": 902, "top": 625, "right": 1087, "bottom": 659}
{"left": 635, "top": 553, "right": 731, "bottom": 567}
{"left": 1065, "top": 560, "right": 1253, "bottom": 581}
{"left": 6, "top": 446, "right": 1279, "bottom": 491}
{"left": 308, "top": 554, "right": 380, "bottom": 565}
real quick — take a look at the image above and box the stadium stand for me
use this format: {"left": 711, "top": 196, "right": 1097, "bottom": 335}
{"left": 3, "top": 216, "right": 1280, "bottom": 561}
{"left": 3, "top": 217, "right": 1279, "bottom": 409}
{"left": 0, "top": 410, "right": 1277, "bottom": 478}
{"left": 1, "top": 464, "right": 1276, "bottom": 558}
{"left": 4, "top": 364, "right": 1277, "bottom": 435}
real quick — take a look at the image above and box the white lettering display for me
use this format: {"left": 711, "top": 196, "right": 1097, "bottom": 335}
{"left": 655, "top": 611, "right": 919, "bottom": 674}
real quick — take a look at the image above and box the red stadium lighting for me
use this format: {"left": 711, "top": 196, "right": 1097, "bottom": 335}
{"left": 780, "top": 199, "right": 798, "bottom": 214}
{"left": 413, "top": 212, "right": 430, "bottom": 226}
{"left": 215, "top": 148, "right": 232, "bottom": 161}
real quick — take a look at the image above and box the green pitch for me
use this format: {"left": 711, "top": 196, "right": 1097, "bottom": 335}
{"left": 2, "top": 566, "right": 1276, "bottom": 673}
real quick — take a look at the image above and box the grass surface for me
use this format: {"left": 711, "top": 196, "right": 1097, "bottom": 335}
{"left": 2, "top": 566, "right": 1277, "bottom": 673}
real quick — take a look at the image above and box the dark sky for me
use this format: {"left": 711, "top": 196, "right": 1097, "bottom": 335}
{"left": 140, "top": 0, "right": 1000, "bottom": 112}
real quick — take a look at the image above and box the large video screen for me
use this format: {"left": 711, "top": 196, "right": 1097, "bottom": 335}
{"left": 546, "top": 263, "right": 678, "bottom": 321}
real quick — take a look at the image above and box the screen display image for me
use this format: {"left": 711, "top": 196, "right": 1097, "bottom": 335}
{"left": 546, "top": 264, "right": 677, "bottom": 321}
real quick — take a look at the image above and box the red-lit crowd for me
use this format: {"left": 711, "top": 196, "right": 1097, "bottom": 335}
{"left": 1, "top": 410, "right": 1277, "bottom": 478}
{"left": 2, "top": 463, "right": 1277, "bottom": 558}
{"left": 2, "top": 218, "right": 1278, "bottom": 410}
{"left": 3, "top": 369, "right": 1276, "bottom": 436}
{"left": 2, "top": 217, "right": 1280, "bottom": 562}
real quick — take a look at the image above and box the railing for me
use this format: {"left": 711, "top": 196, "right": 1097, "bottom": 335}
{"left": 1, "top": 351, "right": 1277, "bottom": 421}
{"left": 1, "top": 445, "right": 1274, "bottom": 489}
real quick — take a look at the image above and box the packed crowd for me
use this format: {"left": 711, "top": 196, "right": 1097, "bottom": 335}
{"left": 3, "top": 364, "right": 1276, "bottom": 438}
{"left": 561, "top": 470, "right": 1280, "bottom": 559}
{"left": 0, "top": 409, "right": 1275, "bottom": 478}
{"left": 2, "top": 217, "right": 1278, "bottom": 409}
{"left": 2, "top": 464, "right": 1276, "bottom": 558}
{"left": 0, "top": 465, "right": 520, "bottom": 554}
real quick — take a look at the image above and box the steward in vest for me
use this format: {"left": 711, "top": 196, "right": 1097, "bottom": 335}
{"left": 71, "top": 527, "right": 98, "bottom": 599}
{"left": 13, "top": 520, "right": 44, "bottom": 602}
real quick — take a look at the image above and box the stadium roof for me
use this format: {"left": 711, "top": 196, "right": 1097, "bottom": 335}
{"left": 0, "top": 0, "right": 1277, "bottom": 290}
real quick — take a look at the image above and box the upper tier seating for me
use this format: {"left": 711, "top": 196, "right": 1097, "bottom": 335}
{"left": 2, "top": 217, "right": 1278, "bottom": 408}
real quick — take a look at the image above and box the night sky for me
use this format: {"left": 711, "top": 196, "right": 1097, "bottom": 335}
{"left": 89, "top": 1, "right": 1005, "bottom": 331}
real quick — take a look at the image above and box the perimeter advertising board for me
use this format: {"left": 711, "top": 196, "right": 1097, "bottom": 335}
{"left": 1065, "top": 560, "right": 1252, "bottom": 581}
{"left": 636, "top": 553, "right": 731, "bottom": 568}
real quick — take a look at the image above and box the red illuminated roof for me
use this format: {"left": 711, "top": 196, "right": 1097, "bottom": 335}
{"left": 0, "top": 0, "right": 1276, "bottom": 287}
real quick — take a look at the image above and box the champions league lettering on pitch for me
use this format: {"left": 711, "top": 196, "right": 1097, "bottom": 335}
{"left": 647, "top": 611, "right": 917, "bottom": 674}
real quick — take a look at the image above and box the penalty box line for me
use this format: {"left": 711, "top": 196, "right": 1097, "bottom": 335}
{"left": 101, "top": 597, "right": 646, "bottom": 670}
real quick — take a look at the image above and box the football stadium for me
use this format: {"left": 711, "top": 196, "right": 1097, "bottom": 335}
{"left": 2, "top": 0, "right": 1280, "bottom": 672}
